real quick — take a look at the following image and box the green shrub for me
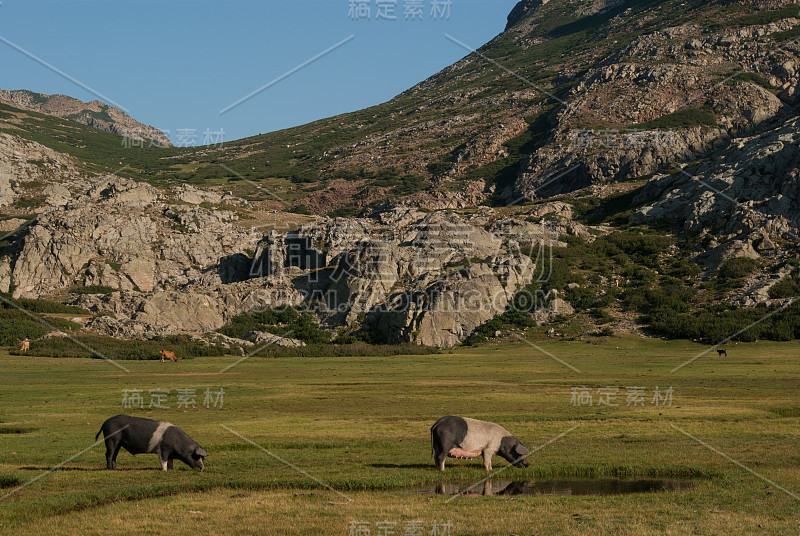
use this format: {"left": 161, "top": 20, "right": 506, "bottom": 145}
{"left": 218, "top": 306, "right": 330, "bottom": 344}
{"left": 11, "top": 196, "right": 46, "bottom": 209}
{"left": 632, "top": 108, "right": 716, "bottom": 130}
{"left": 0, "top": 309, "right": 51, "bottom": 345}
{"left": 426, "top": 162, "right": 452, "bottom": 176}
{"left": 290, "top": 205, "right": 311, "bottom": 215}
{"left": 541, "top": 258, "right": 582, "bottom": 292}
{"left": 590, "top": 307, "right": 613, "bottom": 324}
{"left": 0, "top": 294, "right": 88, "bottom": 315}
{"left": 668, "top": 259, "right": 703, "bottom": 280}
{"left": 768, "top": 273, "right": 800, "bottom": 299}
{"left": 0, "top": 475, "right": 22, "bottom": 488}
{"left": 771, "top": 25, "right": 800, "bottom": 42}
{"left": 390, "top": 175, "right": 428, "bottom": 196}
{"left": 565, "top": 286, "right": 597, "bottom": 310}
{"left": 648, "top": 301, "right": 800, "bottom": 343}
{"left": 0, "top": 311, "right": 80, "bottom": 346}
{"left": 625, "top": 283, "right": 694, "bottom": 316}
{"left": 333, "top": 326, "right": 388, "bottom": 345}
{"left": 592, "top": 327, "right": 614, "bottom": 337}
{"left": 328, "top": 205, "right": 358, "bottom": 218}
{"left": 734, "top": 72, "right": 776, "bottom": 90}
{"left": 718, "top": 257, "right": 759, "bottom": 280}
{"left": 70, "top": 285, "right": 116, "bottom": 295}
{"left": 710, "top": 5, "right": 800, "bottom": 30}
{"left": 15, "top": 334, "right": 228, "bottom": 360}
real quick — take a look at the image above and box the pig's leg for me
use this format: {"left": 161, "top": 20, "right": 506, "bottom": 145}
{"left": 435, "top": 448, "right": 448, "bottom": 472}
{"left": 159, "top": 446, "right": 174, "bottom": 471}
{"left": 105, "top": 439, "right": 121, "bottom": 470}
{"left": 431, "top": 430, "right": 448, "bottom": 471}
{"left": 158, "top": 451, "right": 169, "bottom": 471}
{"left": 482, "top": 450, "right": 495, "bottom": 472}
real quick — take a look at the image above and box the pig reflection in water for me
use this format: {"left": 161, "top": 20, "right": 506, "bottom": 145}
{"left": 426, "top": 479, "right": 695, "bottom": 496}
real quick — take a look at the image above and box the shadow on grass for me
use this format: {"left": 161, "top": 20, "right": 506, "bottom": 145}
{"left": 18, "top": 466, "right": 164, "bottom": 472}
{"left": 369, "top": 463, "right": 434, "bottom": 469}
{"left": 0, "top": 427, "right": 38, "bottom": 434}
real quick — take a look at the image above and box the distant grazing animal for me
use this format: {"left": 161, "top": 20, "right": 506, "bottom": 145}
{"left": 717, "top": 349, "right": 727, "bottom": 357}
{"left": 19, "top": 339, "right": 29, "bottom": 352}
{"left": 430, "top": 416, "right": 531, "bottom": 472}
{"left": 159, "top": 350, "right": 178, "bottom": 362}
{"left": 95, "top": 415, "right": 207, "bottom": 471}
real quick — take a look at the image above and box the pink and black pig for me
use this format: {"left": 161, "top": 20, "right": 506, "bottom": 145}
{"left": 431, "top": 416, "right": 530, "bottom": 471}
{"left": 96, "top": 415, "right": 208, "bottom": 471}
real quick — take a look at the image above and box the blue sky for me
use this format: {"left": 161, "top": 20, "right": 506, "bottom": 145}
{"left": 0, "top": 0, "right": 519, "bottom": 145}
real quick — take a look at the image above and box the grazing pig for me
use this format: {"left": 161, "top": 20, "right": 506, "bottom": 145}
{"left": 431, "top": 416, "right": 530, "bottom": 472}
{"left": 95, "top": 415, "right": 207, "bottom": 471}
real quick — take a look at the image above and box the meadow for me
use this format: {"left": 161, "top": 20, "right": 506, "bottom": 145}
{"left": 1, "top": 336, "right": 799, "bottom": 535}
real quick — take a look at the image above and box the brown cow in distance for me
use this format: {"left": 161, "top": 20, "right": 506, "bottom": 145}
{"left": 19, "top": 339, "right": 29, "bottom": 352}
{"left": 159, "top": 350, "right": 178, "bottom": 362}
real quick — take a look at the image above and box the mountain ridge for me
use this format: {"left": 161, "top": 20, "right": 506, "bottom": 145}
{"left": 0, "top": 88, "right": 172, "bottom": 147}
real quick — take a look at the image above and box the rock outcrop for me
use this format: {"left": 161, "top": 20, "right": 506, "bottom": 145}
{"left": 6, "top": 175, "right": 569, "bottom": 346}
{"left": 511, "top": 15, "right": 794, "bottom": 202}
{"left": 0, "top": 132, "right": 92, "bottom": 211}
{"left": 632, "top": 113, "right": 800, "bottom": 267}
{"left": 506, "top": 0, "right": 549, "bottom": 31}
{"left": 370, "top": 254, "right": 536, "bottom": 347}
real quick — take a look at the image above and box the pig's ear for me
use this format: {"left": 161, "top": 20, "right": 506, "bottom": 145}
{"left": 195, "top": 446, "right": 209, "bottom": 458}
{"left": 515, "top": 444, "right": 530, "bottom": 456}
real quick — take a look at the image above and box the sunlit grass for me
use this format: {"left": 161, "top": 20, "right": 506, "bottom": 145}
{"left": 1, "top": 336, "right": 799, "bottom": 533}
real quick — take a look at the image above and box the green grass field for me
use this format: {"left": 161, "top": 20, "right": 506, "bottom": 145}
{"left": 1, "top": 336, "right": 799, "bottom": 535}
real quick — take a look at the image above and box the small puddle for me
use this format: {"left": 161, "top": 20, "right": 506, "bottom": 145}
{"left": 408, "top": 479, "right": 695, "bottom": 497}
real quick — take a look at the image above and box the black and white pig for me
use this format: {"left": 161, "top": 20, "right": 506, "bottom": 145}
{"left": 430, "top": 416, "right": 531, "bottom": 471}
{"left": 95, "top": 415, "right": 208, "bottom": 471}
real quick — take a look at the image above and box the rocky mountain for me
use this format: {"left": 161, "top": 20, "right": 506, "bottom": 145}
{"left": 38, "top": 0, "right": 787, "bottom": 219}
{"left": 0, "top": 89, "right": 172, "bottom": 147}
{"left": 3, "top": 1, "right": 798, "bottom": 215}
{"left": 1, "top": 0, "right": 799, "bottom": 348}
{"left": 1, "top": 173, "right": 580, "bottom": 346}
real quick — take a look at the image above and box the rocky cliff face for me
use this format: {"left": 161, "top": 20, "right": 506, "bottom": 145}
{"left": 241, "top": 206, "right": 573, "bottom": 346}
{"left": 7, "top": 177, "right": 258, "bottom": 296}
{"left": 631, "top": 111, "right": 800, "bottom": 268}
{"left": 511, "top": 16, "right": 797, "bottom": 202}
{"left": 2, "top": 175, "right": 584, "bottom": 346}
{"left": 0, "top": 132, "right": 93, "bottom": 210}
{"left": 0, "top": 89, "right": 172, "bottom": 147}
